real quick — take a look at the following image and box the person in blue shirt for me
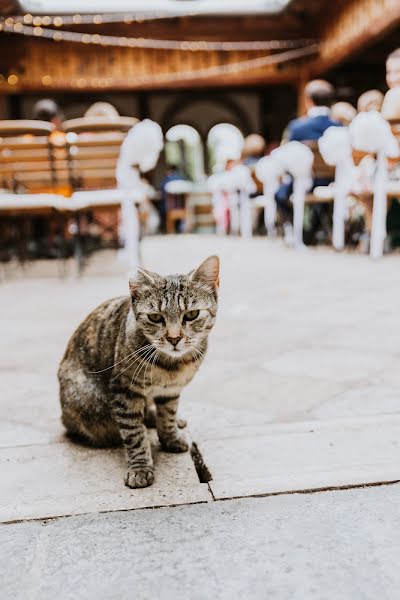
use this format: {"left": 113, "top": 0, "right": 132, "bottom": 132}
{"left": 276, "top": 79, "right": 341, "bottom": 245}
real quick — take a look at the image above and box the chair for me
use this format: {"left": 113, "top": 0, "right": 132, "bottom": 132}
{"left": 62, "top": 117, "right": 137, "bottom": 192}
{"left": 164, "top": 180, "right": 194, "bottom": 234}
{"left": 60, "top": 116, "right": 144, "bottom": 272}
{"left": 0, "top": 120, "right": 69, "bottom": 194}
{"left": 0, "top": 120, "right": 70, "bottom": 268}
{"left": 190, "top": 190, "right": 215, "bottom": 233}
{"left": 303, "top": 141, "right": 336, "bottom": 204}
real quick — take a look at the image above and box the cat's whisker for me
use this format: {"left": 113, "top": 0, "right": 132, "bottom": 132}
{"left": 130, "top": 346, "right": 155, "bottom": 387}
{"left": 111, "top": 345, "right": 154, "bottom": 381}
{"left": 149, "top": 349, "right": 159, "bottom": 387}
{"left": 143, "top": 347, "right": 157, "bottom": 386}
{"left": 190, "top": 347, "right": 205, "bottom": 368}
{"left": 89, "top": 344, "right": 153, "bottom": 374}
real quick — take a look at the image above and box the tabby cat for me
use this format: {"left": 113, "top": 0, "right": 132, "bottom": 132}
{"left": 58, "top": 255, "right": 219, "bottom": 488}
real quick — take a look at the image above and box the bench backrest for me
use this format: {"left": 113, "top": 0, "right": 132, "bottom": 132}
{"left": 0, "top": 120, "right": 69, "bottom": 193}
{"left": 62, "top": 117, "right": 138, "bottom": 192}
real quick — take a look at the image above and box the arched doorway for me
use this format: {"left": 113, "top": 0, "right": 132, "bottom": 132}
{"left": 165, "top": 124, "right": 204, "bottom": 181}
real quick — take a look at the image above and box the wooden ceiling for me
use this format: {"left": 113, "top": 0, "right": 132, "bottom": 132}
{"left": 0, "top": 0, "right": 332, "bottom": 40}
{"left": 0, "top": 0, "right": 399, "bottom": 93}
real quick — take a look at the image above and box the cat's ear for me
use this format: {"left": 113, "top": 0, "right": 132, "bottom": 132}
{"left": 129, "top": 268, "right": 164, "bottom": 297}
{"left": 190, "top": 255, "right": 220, "bottom": 289}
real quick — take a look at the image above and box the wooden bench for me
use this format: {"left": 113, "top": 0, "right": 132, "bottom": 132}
{"left": 0, "top": 120, "right": 69, "bottom": 195}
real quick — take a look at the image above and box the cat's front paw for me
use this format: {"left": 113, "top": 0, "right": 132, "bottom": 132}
{"left": 160, "top": 434, "right": 189, "bottom": 453}
{"left": 125, "top": 466, "right": 155, "bottom": 488}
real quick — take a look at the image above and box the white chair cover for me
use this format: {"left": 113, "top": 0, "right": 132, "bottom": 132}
{"left": 319, "top": 127, "right": 354, "bottom": 251}
{"left": 230, "top": 164, "right": 257, "bottom": 238}
{"left": 255, "top": 156, "right": 283, "bottom": 236}
{"left": 349, "top": 111, "right": 400, "bottom": 258}
{"left": 272, "top": 142, "right": 314, "bottom": 248}
{"left": 116, "top": 120, "right": 163, "bottom": 270}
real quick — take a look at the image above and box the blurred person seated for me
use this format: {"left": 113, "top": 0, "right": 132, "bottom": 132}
{"left": 84, "top": 102, "right": 120, "bottom": 118}
{"left": 386, "top": 49, "right": 400, "bottom": 89}
{"left": 275, "top": 79, "right": 340, "bottom": 244}
{"left": 159, "top": 164, "right": 186, "bottom": 232}
{"left": 32, "top": 98, "right": 65, "bottom": 144}
{"left": 33, "top": 98, "right": 62, "bottom": 128}
{"left": 357, "top": 89, "right": 384, "bottom": 112}
{"left": 242, "top": 134, "right": 266, "bottom": 167}
{"left": 331, "top": 102, "right": 357, "bottom": 126}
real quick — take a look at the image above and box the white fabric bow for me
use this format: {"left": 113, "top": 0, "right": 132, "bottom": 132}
{"left": 319, "top": 126, "right": 355, "bottom": 251}
{"left": 116, "top": 119, "right": 164, "bottom": 270}
{"left": 349, "top": 111, "right": 399, "bottom": 258}
{"left": 272, "top": 142, "right": 314, "bottom": 248}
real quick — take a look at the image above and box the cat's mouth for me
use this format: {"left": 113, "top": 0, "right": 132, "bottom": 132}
{"left": 160, "top": 343, "right": 192, "bottom": 358}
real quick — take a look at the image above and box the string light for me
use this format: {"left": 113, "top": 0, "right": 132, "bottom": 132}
{"left": 0, "top": 20, "right": 315, "bottom": 52}
{"left": 117, "top": 45, "right": 319, "bottom": 85}
{"left": 1, "top": 44, "right": 318, "bottom": 89}
{"left": 9, "top": 12, "right": 200, "bottom": 27}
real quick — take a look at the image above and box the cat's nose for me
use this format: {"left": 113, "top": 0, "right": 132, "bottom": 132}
{"left": 167, "top": 336, "right": 182, "bottom": 347}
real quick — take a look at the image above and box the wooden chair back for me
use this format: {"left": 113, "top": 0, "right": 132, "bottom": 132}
{"left": 0, "top": 120, "right": 69, "bottom": 193}
{"left": 304, "top": 140, "right": 336, "bottom": 180}
{"left": 166, "top": 193, "right": 190, "bottom": 233}
{"left": 62, "top": 117, "right": 138, "bottom": 192}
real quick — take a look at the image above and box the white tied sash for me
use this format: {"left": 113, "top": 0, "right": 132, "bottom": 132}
{"left": 209, "top": 165, "right": 255, "bottom": 237}
{"left": 116, "top": 119, "right": 163, "bottom": 269}
{"left": 349, "top": 111, "right": 400, "bottom": 258}
{"left": 332, "top": 161, "right": 352, "bottom": 251}
{"left": 255, "top": 156, "right": 282, "bottom": 237}
{"left": 271, "top": 141, "right": 314, "bottom": 249}
{"left": 119, "top": 190, "right": 140, "bottom": 271}
{"left": 318, "top": 126, "right": 355, "bottom": 251}
{"left": 292, "top": 176, "right": 309, "bottom": 248}
{"left": 229, "top": 191, "right": 241, "bottom": 236}
{"left": 238, "top": 189, "right": 253, "bottom": 238}
{"left": 370, "top": 151, "right": 388, "bottom": 259}
{"left": 262, "top": 186, "right": 278, "bottom": 236}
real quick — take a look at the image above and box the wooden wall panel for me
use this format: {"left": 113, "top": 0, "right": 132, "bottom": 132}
{"left": 0, "top": 37, "right": 304, "bottom": 92}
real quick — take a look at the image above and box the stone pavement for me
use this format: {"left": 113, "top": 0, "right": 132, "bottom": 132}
{"left": 1, "top": 235, "right": 400, "bottom": 598}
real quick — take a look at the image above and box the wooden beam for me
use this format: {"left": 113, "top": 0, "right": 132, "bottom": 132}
{"left": 312, "top": 0, "right": 400, "bottom": 75}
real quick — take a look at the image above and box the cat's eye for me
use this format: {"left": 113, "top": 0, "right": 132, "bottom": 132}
{"left": 184, "top": 310, "right": 200, "bottom": 321}
{"left": 148, "top": 313, "right": 164, "bottom": 324}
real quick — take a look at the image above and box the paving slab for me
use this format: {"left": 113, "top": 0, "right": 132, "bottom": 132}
{"left": 0, "top": 438, "right": 210, "bottom": 523}
{"left": 263, "top": 347, "right": 390, "bottom": 383}
{"left": 2, "top": 485, "right": 400, "bottom": 600}
{"left": 198, "top": 415, "right": 400, "bottom": 499}
{"left": 2, "top": 237, "right": 400, "bottom": 525}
